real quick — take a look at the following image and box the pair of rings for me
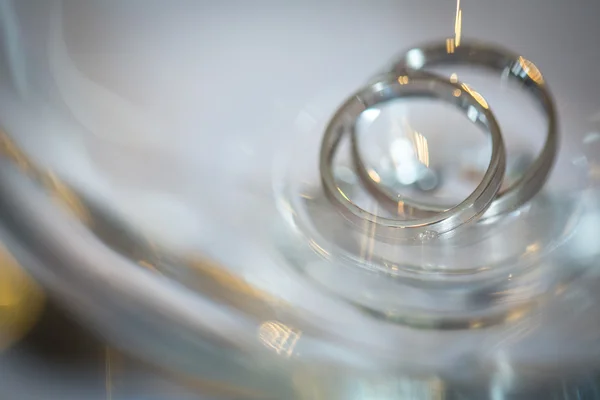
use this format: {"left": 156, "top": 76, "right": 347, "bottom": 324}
{"left": 319, "top": 40, "right": 558, "bottom": 241}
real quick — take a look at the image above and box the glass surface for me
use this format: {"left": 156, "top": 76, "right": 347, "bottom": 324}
{"left": 0, "top": 0, "right": 599, "bottom": 398}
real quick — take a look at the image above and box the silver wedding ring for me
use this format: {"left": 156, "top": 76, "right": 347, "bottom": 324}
{"left": 352, "top": 40, "right": 558, "bottom": 220}
{"left": 319, "top": 71, "right": 506, "bottom": 241}
{"left": 319, "top": 40, "right": 557, "bottom": 240}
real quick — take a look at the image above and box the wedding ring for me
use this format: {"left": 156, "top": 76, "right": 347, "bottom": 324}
{"left": 352, "top": 40, "right": 557, "bottom": 220}
{"left": 319, "top": 72, "right": 506, "bottom": 241}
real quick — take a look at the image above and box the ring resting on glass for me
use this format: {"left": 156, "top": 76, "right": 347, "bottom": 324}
{"left": 351, "top": 40, "right": 558, "bottom": 220}
{"left": 319, "top": 72, "right": 506, "bottom": 241}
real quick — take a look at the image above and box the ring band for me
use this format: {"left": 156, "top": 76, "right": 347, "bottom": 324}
{"left": 352, "top": 40, "right": 558, "bottom": 220}
{"left": 319, "top": 72, "right": 506, "bottom": 241}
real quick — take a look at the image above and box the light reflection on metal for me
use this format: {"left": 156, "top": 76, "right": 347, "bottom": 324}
{"left": 454, "top": 0, "right": 462, "bottom": 47}
{"left": 397, "top": 75, "right": 409, "bottom": 85}
{"left": 258, "top": 320, "right": 302, "bottom": 357}
{"left": 461, "top": 83, "right": 489, "bottom": 109}
{"left": 450, "top": 73, "right": 458, "bottom": 83}
{"left": 308, "top": 239, "right": 330, "bottom": 258}
{"left": 397, "top": 201, "right": 406, "bottom": 215}
{"left": 412, "top": 131, "right": 430, "bottom": 167}
{"left": 336, "top": 187, "right": 351, "bottom": 202}
{"left": 518, "top": 56, "right": 544, "bottom": 84}
{"left": 446, "top": 38, "right": 455, "bottom": 54}
{"left": 367, "top": 169, "right": 381, "bottom": 183}
{"left": 453, "top": 89, "right": 462, "bottom": 97}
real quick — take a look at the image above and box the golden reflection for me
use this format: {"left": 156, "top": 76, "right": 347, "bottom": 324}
{"left": 518, "top": 56, "right": 544, "bottom": 84}
{"left": 0, "top": 130, "right": 92, "bottom": 224}
{"left": 258, "top": 320, "right": 302, "bottom": 357}
{"left": 461, "top": 83, "right": 489, "bottom": 109}
{"left": 397, "top": 75, "right": 409, "bottom": 85}
{"left": 187, "top": 257, "right": 275, "bottom": 302}
{"left": 398, "top": 118, "right": 431, "bottom": 168}
{"left": 367, "top": 169, "right": 381, "bottom": 183}
{"left": 524, "top": 242, "right": 541, "bottom": 255}
{"left": 412, "top": 131, "right": 430, "bottom": 167}
{"left": 397, "top": 201, "right": 405, "bottom": 216}
{"left": 308, "top": 239, "right": 330, "bottom": 258}
{"left": 138, "top": 260, "right": 159, "bottom": 273}
{"left": 470, "top": 320, "right": 483, "bottom": 329}
{"left": 184, "top": 256, "right": 288, "bottom": 322}
{"left": 454, "top": 0, "right": 462, "bottom": 47}
{"left": 504, "top": 308, "right": 529, "bottom": 323}
{"left": 44, "top": 172, "right": 92, "bottom": 223}
{"left": 0, "top": 131, "right": 33, "bottom": 173}
{"left": 446, "top": 38, "right": 455, "bottom": 54}
{"left": 453, "top": 89, "right": 462, "bottom": 97}
{"left": 0, "top": 244, "right": 44, "bottom": 351}
{"left": 336, "top": 187, "right": 351, "bottom": 202}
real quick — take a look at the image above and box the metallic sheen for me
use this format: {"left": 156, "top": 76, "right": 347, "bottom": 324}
{"left": 352, "top": 40, "right": 558, "bottom": 220}
{"left": 319, "top": 72, "right": 506, "bottom": 241}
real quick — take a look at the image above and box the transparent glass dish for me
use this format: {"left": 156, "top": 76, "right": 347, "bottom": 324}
{"left": 1, "top": 0, "right": 600, "bottom": 398}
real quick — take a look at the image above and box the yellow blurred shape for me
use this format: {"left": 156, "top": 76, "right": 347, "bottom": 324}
{"left": 138, "top": 260, "right": 159, "bottom": 273}
{"left": 43, "top": 172, "right": 92, "bottom": 224}
{"left": 518, "top": 56, "right": 544, "bottom": 84}
{"left": 0, "top": 130, "right": 34, "bottom": 174}
{"left": 187, "top": 256, "right": 273, "bottom": 302}
{"left": 0, "top": 245, "right": 44, "bottom": 350}
{"left": 367, "top": 169, "right": 381, "bottom": 183}
{"left": 412, "top": 131, "right": 430, "bottom": 167}
{"left": 446, "top": 38, "right": 455, "bottom": 54}
{"left": 0, "top": 130, "right": 91, "bottom": 224}
{"left": 184, "top": 256, "right": 289, "bottom": 321}
{"left": 461, "top": 83, "right": 489, "bottom": 109}
{"left": 258, "top": 320, "right": 301, "bottom": 357}
{"left": 454, "top": 0, "right": 462, "bottom": 47}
